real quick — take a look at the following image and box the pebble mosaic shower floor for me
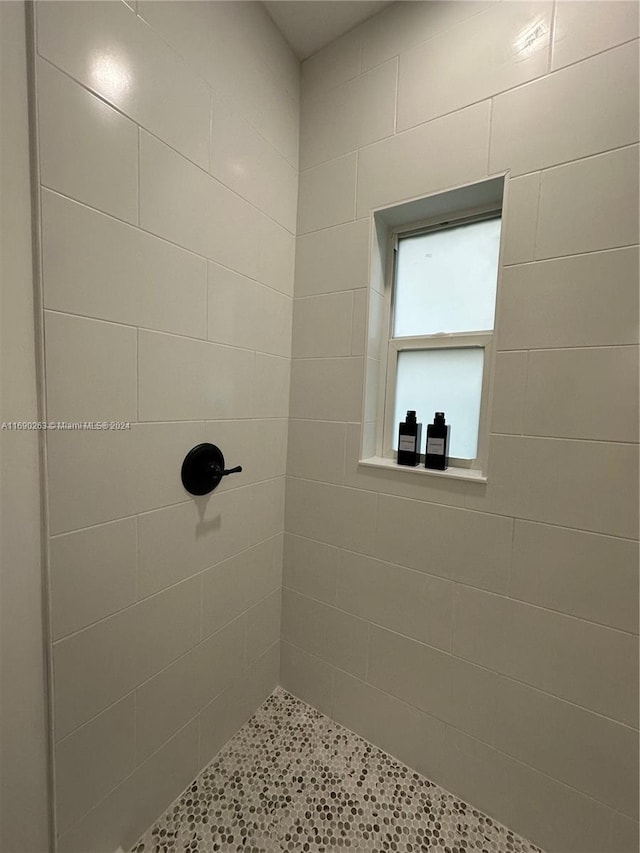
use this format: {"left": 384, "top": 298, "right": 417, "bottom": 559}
{"left": 132, "top": 688, "right": 543, "bottom": 853}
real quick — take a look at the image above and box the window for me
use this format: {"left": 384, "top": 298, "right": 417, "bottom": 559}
{"left": 385, "top": 213, "right": 501, "bottom": 469}
{"left": 360, "top": 177, "right": 506, "bottom": 481}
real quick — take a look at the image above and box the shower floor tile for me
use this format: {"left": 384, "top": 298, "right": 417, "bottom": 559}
{"left": 132, "top": 687, "right": 543, "bottom": 853}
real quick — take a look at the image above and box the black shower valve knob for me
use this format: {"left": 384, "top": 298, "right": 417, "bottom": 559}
{"left": 181, "top": 443, "right": 243, "bottom": 496}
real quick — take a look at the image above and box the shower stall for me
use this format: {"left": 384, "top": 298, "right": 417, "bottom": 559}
{"left": 0, "top": 1, "right": 638, "bottom": 852}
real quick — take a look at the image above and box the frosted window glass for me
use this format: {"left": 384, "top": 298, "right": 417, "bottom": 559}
{"left": 393, "top": 348, "right": 484, "bottom": 459}
{"left": 393, "top": 218, "right": 501, "bottom": 337}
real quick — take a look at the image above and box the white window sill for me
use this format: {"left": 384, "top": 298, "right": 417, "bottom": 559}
{"left": 358, "top": 455, "right": 487, "bottom": 483}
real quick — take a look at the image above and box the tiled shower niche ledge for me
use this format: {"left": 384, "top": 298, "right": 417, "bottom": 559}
{"left": 132, "top": 688, "right": 543, "bottom": 853}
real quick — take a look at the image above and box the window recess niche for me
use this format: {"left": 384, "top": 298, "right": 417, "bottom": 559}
{"left": 359, "top": 175, "right": 508, "bottom": 483}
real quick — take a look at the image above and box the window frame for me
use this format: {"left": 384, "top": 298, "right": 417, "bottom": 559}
{"left": 380, "top": 206, "right": 502, "bottom": 473}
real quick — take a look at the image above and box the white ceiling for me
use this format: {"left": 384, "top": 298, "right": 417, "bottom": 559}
{"left": 264, "top": 1, "right": 392, "bottom": 60}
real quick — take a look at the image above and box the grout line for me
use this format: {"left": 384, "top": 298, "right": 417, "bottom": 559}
{"left": 548, "top": 0, "right": 557, "bottom": 75}
{"left": 136, "top": 124, "right": 141, "bottom": 226}
{"left": 133, "top": 515, "right": 140, "bottom": 604}
{"left": 486, "top": 96, "right": 494, "bottom": 174}
{"left": 532, "top": 170, "right": 543, "bottom": 261}
{"left": 507, "top": 516, "right": 517, "bottom": 599}
{"left": 449, "top": 583, "right": 457, "bottom": 653}
{"left": 135, "top": 327, "right": 140, "bottom": 422}
{"left": 520, "top": 349, "right": 531, "bottom": 439}
{"left": 133, "top": 690, "right": 138, "bottom": 767}
{"left": 208, "top": 90, "right": 214, "bottom": 175}
{"left": 393, "top": 54, "right": 399, "bottom": 134}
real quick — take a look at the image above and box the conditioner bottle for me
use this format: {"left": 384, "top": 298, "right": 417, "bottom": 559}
{"left": 425, "top": 412, "right": 449, "bottom": 470}
{"left": 397, "top": 410, "right": 422, "bottom": 467}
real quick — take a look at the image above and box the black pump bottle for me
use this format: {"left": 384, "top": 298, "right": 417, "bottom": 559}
{"left": 397, "top": 410, "right": 422, "bottom": 467}
{"left": 425, "top": 412, "right": 449, "bottom": 470}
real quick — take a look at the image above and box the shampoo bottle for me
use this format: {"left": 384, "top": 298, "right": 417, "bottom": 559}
{"left": 397, "top": 410, "right": 422, "bottom": 467}
{"left": 425, "top": 412, "right": 449, "bottom": 470}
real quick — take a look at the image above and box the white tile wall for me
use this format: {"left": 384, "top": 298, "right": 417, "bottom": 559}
{"left": 300, "top": 59, "right": 397, "bottom": 169}
{"left": 297, "top": 153, "right": 357, "bottom": 234}
{"left": 490, "top": 41, "right": 639, "bottom": 176}
{"left": 523, "top": 346, "right": 639, "bottom": 442}
{"left": 367, "top": 624, "right": 500, "bottom": 743}
{"left": 137, "top": 329, "right": 254, "bottom": 422}
{"left": 466, "top": 435, "right": 639, "bottom": 539}
{"left": 42, "top": 190, "right": 208, "bottom": 339}
{"left": 288, "top": 5, "right": 640, "bottom": 852}
{"left": 552, "top": 0, "right": 639, "bottom": 70}
{"left": 199, "top": 643, "right": 279, "bottom": 767}
{"left": 359, "top": 1, "right": 491, "bottom": 73}
{"left": 55, "top": 696, "right": 136, "bottom": 834}
{"left": 208, "top": 263, "right": 292, "bottom": 358}
{"left": 246, "top": 589, "right": 281, "bottom": 662}
{"left": 492, "top": 678, "right": 639, "bottom": 818}
{"left": 53, "top": 575, "right": 201, "bottom": 739}
{"left": 292, "top": 292, "right": 354, "bottom": 358}
{"left": 452, "top": 585, "right": 639, "bottom": 727}
{"left": 301, "top": 28, "right": 361, "bottom": 101}
{"left": 37, "top": 2, "right": 296, "bottom": 847}
{"left": 497, "top": 247, "right": 639, "bottom": 350}
{"left": 441, "top": 728, "right": 616, "bottom": 853}
{"left": 37, "top": 0, "right": 211, "bottom": 168}
{"left": 202, "top": 537, "right": 282, "bottom": 638}
{"left": 331, "top": 670, "right": 446, "bottom": 783}
{"left": 37, "top": 58, "right": 138, "bottom": 223}
{"left": 283, "top": 533, "right": 339, "bottom": 605}
{"left": 136, "top": 1, "right": 299, "bottom": 165}
{"left": 210, "top": 95, "right": 297, "bottom": 232}
{"left": 47, "top": 421, "right": 205, "bottom": 534}
{"left": 139, "top": 131, "right": 262, "bottom": 278}
{"left": 490, "top": 351, "right": 527, "bottom": 435}
{"left": 336, "top": 550, "right": 454, "bottom": 651}
{"left": 253, "top": 353, "right": 291, "bottom": 418}
{"left": 287, "top": 420, "right": 347, "bottom": 484}
{"left": 355, "top": 102, "right": 491, "bottom": 218}
{"left": 136, "top": 490, "right": 251, "bottom": 598}
{"left": 135, "top": 616, "right": 246, "bottom": 761}
{"left": 58, "top": 719, "right": 200, "bottom": 853}
{"left": 295, "top": 219, "right": 370, "bottom": 297}
{"left": 289, "top": 357, "right": 364, "bottom": 421}
{"left": 396, "top": 2, "right": 552, "bottom": 130}
{"left": 280, "top": 641, "right": 334, "bottom": 717}
{"left": 501, "top": 173, "right": 541, "bottom": 265}
{"left": 49, "top": 517, "right": 137, "bottom": 640}
{"left": 44, "top": 311, "right": 137, "bottom": 423}
{"left": 511, "top": 521, "right": 639, "bottom": 633}
{"left": 373, "top": 494, "right": 513, "bottom": 593}
{"left": 535, "top": 144, "right": 639, "bottom": 259}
